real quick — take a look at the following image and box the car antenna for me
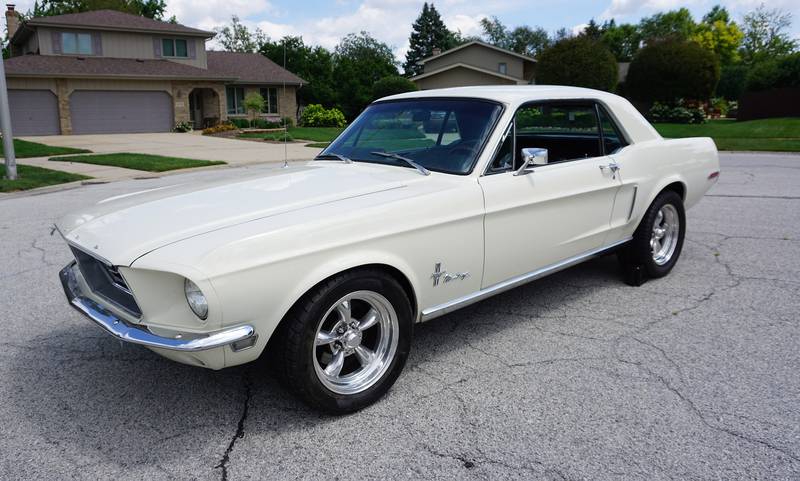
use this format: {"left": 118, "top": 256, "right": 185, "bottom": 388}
{"left": 282, "top": 39, "right": 289, "bottom": 169}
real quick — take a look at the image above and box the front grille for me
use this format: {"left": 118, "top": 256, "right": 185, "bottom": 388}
{"left": 70, "top": 246, "right": 142, "bottom": 317}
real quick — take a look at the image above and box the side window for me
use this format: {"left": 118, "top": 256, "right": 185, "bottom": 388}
{"left": 597, "top": 105, "right": 628, "bottom": 154}
{"left": 514, "top": 103, "right": 602, "bottom": 164}
{"left": 488, "top": 123, "right": 514, "bottom": 173}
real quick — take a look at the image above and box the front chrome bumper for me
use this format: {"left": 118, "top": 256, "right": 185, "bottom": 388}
{"left": 59, "top": 261, "right": 255, "bottom": 352}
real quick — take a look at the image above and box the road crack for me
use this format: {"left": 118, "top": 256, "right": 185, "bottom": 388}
{"left": 214, "top": 372, "right": 252, "bottom": 481}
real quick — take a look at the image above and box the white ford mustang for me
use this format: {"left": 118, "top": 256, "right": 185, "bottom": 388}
{"left": 58, "top": 86, "right": 720, "bottom": 413}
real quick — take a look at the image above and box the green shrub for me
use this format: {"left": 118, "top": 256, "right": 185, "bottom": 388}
{"left": 648, "top": 100, "right": 706, "bottom": 124}
{"left": 536, "top": 36, "right": 618, "bottom": 92}
{"left": 229, "top": 118, "right": 250, "bottom": 129}
{"left": 372, "top": 76, "right": 419, "bottom": 101}
{"left": 627, "top": 39, "right": 720, "bottom": 102}
{"left": 251, "top": 119, "right": 281, "bottom": 129}
{"left": 281, "top": 116, "right": 295, "bottom": 127}
{"left": 745, "top": 53, "right": 800, "bottom": 92}
{"left": 173, "top": 121, "right": 192, "bottom": 133}
{"left": 710, "top": 97, "right": 729, "bottom": 116}
{"left": 300, "top": 104, "right": 346, "bottom": 127}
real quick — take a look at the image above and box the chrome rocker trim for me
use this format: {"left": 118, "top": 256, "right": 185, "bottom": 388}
{"left": 60, "top": 262, "right": 255, "bottom": 352}
{"left": 420, "top": 237, "right": 633, "bottom": 322}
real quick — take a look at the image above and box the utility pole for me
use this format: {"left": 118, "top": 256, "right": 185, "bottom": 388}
{"left": 0, "top": 52, "right": 16, "bottom": 180}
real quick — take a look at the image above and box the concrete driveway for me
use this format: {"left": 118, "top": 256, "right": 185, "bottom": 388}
{"left": 0, "top": 153, "right": 798, "bottom": 480}
{"left": 21, "top": 132, "right": 323, "bottom": 166}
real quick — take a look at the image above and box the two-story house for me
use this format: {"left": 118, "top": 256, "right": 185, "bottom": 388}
{"left": 410, "top": 40, "right": 536, "bottom": 90}
{"left": 3, "top": 6, "right": 304, "bottom": 135}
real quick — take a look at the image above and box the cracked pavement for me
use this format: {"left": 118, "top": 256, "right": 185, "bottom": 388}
{"left": 0, "top": 152, "right": 798, "bottom": 480}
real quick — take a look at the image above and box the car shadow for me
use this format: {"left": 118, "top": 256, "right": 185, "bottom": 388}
{"left": 5, "top": 255, "right": 626, "bottom": 467}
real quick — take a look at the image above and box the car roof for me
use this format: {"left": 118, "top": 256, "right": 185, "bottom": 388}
{"left": 381, "top": 85, "right": 621, "bottom": 104}
{"left": 380, "top": 85, "right": 661, "bottom": 144}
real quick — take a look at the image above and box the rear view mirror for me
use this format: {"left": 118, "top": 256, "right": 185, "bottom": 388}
{"left": 514, "top": 148, "right": 548, "bottom": 176}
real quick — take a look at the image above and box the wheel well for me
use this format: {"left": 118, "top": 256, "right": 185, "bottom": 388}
{"left": 263, "top": 263, "right": 418, "bottom": 360}
{"left": 662, "top": 181, "right": 686, "bottom": 201}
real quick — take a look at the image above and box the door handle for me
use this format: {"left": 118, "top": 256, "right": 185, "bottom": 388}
{"left": 600, "top": 162, "right": 620, "bottom": 178}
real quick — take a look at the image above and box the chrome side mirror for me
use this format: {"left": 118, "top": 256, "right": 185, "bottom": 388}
{"left": 513, "top": 148, "right": 548, "bottom": 176}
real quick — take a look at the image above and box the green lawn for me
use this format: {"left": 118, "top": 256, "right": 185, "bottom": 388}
{"left": 1, "top": 164, "right": 90, "bottom": 193}
{"left": 1, "top": 139, "right": 91, "bottom": 158}
{"left": 654, "top": 118, "right": 800, "bottom": 152}
{"left": 50, "top": 153, "right": 225, "bottom": 172}
{"left": 305, "top": 142, "right": 330, "bottom": 149}
{"left": 288, "top": 127, "right": 344, "bottom": 142}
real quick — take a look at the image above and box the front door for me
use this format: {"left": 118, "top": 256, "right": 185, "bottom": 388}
{"left": 479, "top": 101, "right": 622, "bottom": 288}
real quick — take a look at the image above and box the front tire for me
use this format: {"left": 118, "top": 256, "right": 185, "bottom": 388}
{"left": 623, "top": 190, "right": 686, "bottom": 278}
{"left": 272, "top": 269, "right": 412, "bottom": 414}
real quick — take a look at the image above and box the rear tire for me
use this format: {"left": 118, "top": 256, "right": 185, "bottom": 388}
{"left": 621, "top": 190, "right": 686, "bottom": 278}
{"left": 271, "top": 269, "right": 412, "bottom": 414}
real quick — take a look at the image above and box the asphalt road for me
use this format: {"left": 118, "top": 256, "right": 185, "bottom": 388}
{"left": 1, "top": 153, "right": 798, "bottom": 480}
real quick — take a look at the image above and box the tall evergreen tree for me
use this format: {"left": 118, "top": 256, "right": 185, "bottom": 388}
{"left": 403, "top": 3, "right": 457, "bottom": 76}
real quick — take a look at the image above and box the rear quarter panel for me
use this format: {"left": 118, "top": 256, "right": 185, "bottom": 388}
{"left": 610, "top": 136, "right": 719, "bottom": 239}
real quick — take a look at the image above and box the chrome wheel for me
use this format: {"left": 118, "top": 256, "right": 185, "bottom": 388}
{"left": 313, "top": 291, "right": 399, "bottom": 395}
{"left": 651, "top": 204, "right": 680, "bottom": 265}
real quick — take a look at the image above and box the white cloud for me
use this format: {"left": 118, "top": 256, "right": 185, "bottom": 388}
{"left": 165, "top": 0, "right": 278, "bottom": 31}
{"left": 572, "top": 23, "right": 589, "bottom": 35}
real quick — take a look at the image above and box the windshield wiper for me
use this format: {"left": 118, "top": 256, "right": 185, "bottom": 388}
{"left": 314, "top": 153, "right": 353, "bottom": 164}
{"left": 370, "top": 151, "right": 430, "bottom": 176}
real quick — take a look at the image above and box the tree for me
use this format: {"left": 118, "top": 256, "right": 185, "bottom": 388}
{"left": 690, "top": 6, "right": 743, "bottom": 65}
{"left": 536, "top": 36, "right": 618, "bottom": 91}
{"left": 333, "top": 32, "right": 398, "bottom": 120}
{"left": 479, "top": 16, "right": 550, "bottom": 57}
{"left": 216, "top": 15, "right": 265, "bottom": 53}
{"left": 403, "top": 3, "right": 458, "bottom": 76}
{"left": 745, "top": 52, "right": 800, "bottom": 92}
{"left": 582, "top": 19, "right": 602, "bottom": 39}
{"left": 716, "top": 64, "right": 748, "bottom": 100}
{"left": 372, "top": 76, "right": 418, "bottom": 101}
{"left": 600, "top": 20, "right": 641, "bottom": 61}
{"left": 639, "top": 8, "right": 696, "bottom": 44}
{"left": 740, "top": 5, "right": 797, "bottom": 64}
{"left": 260, "top": 37, "right": 337, "bottom": 108}
{"left": 480, "top": 17, "right": 508, "bottom": 47}
{"left": 626, "top": 39, "right": 720, "bottom": 102}
{"left": 29, "top": 0, "right": 168, "bottom": 19}
{"left": 507, "top": 26, "right": 551, "bottom": 57}
{"left": 243, "top": 92, "right": 265, "bottom": 127}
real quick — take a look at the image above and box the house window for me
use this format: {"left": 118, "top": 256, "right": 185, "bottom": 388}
{"left": 498, "top": 62, "right": 507, "bottom": 75}
{"left": 162, "top": 38, "right": 188, "bottom": 58}
{"left": 62, "top": 32, "right": 93, "bottom": 55}
{"left": 226, "top": 86, "right": 245, "bottom": 115}
{"left": 260, "top": 87, "right": 279, "bottom": 114}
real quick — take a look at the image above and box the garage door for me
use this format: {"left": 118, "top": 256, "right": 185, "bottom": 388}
{"left": 8, "top": 90, "right": 61, "bottom": 136}
{"left": 70, "top": 90, "right": 173, "bottom": 134}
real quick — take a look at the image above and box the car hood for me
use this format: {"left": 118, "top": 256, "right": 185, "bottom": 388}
{"left": 58, "top": 162, "right": 424, "bottom": 266}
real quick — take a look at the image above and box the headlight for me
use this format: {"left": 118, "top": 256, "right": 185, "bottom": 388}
{"left": 184, "top": 278, "right": 208, "bottom": 320}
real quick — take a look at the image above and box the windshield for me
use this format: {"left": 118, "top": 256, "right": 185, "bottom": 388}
{"left": 320, "top": 99, "right": 503, "bottom": 175}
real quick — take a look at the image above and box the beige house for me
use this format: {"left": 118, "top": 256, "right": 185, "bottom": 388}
{"left": 4, "top": 7, "right": 304, "bottom": 135}
{"left": 410, "top": 41, "right": 536, "bottom": 90}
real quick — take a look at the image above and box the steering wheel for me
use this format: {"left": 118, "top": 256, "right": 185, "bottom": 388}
{"left": 446, "top": 139, "right": 479, "bottom": 156}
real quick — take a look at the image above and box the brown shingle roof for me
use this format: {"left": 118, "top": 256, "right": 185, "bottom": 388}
{"left": 207, "top": 51, "right": 305, "bottom": 85}
{"left": 25, "top": 9, "right": 214, "bottom": 37}
{"left": 4, "top": 55, "right": 234, "bottom": 80}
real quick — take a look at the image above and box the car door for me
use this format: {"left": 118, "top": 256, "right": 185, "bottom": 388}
{"left": 478, "top": 101, "right": 623, "bottom": 288}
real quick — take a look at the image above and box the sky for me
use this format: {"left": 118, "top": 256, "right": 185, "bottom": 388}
{"left": 8, "top": 0, "right": 800, "bottom": 61}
